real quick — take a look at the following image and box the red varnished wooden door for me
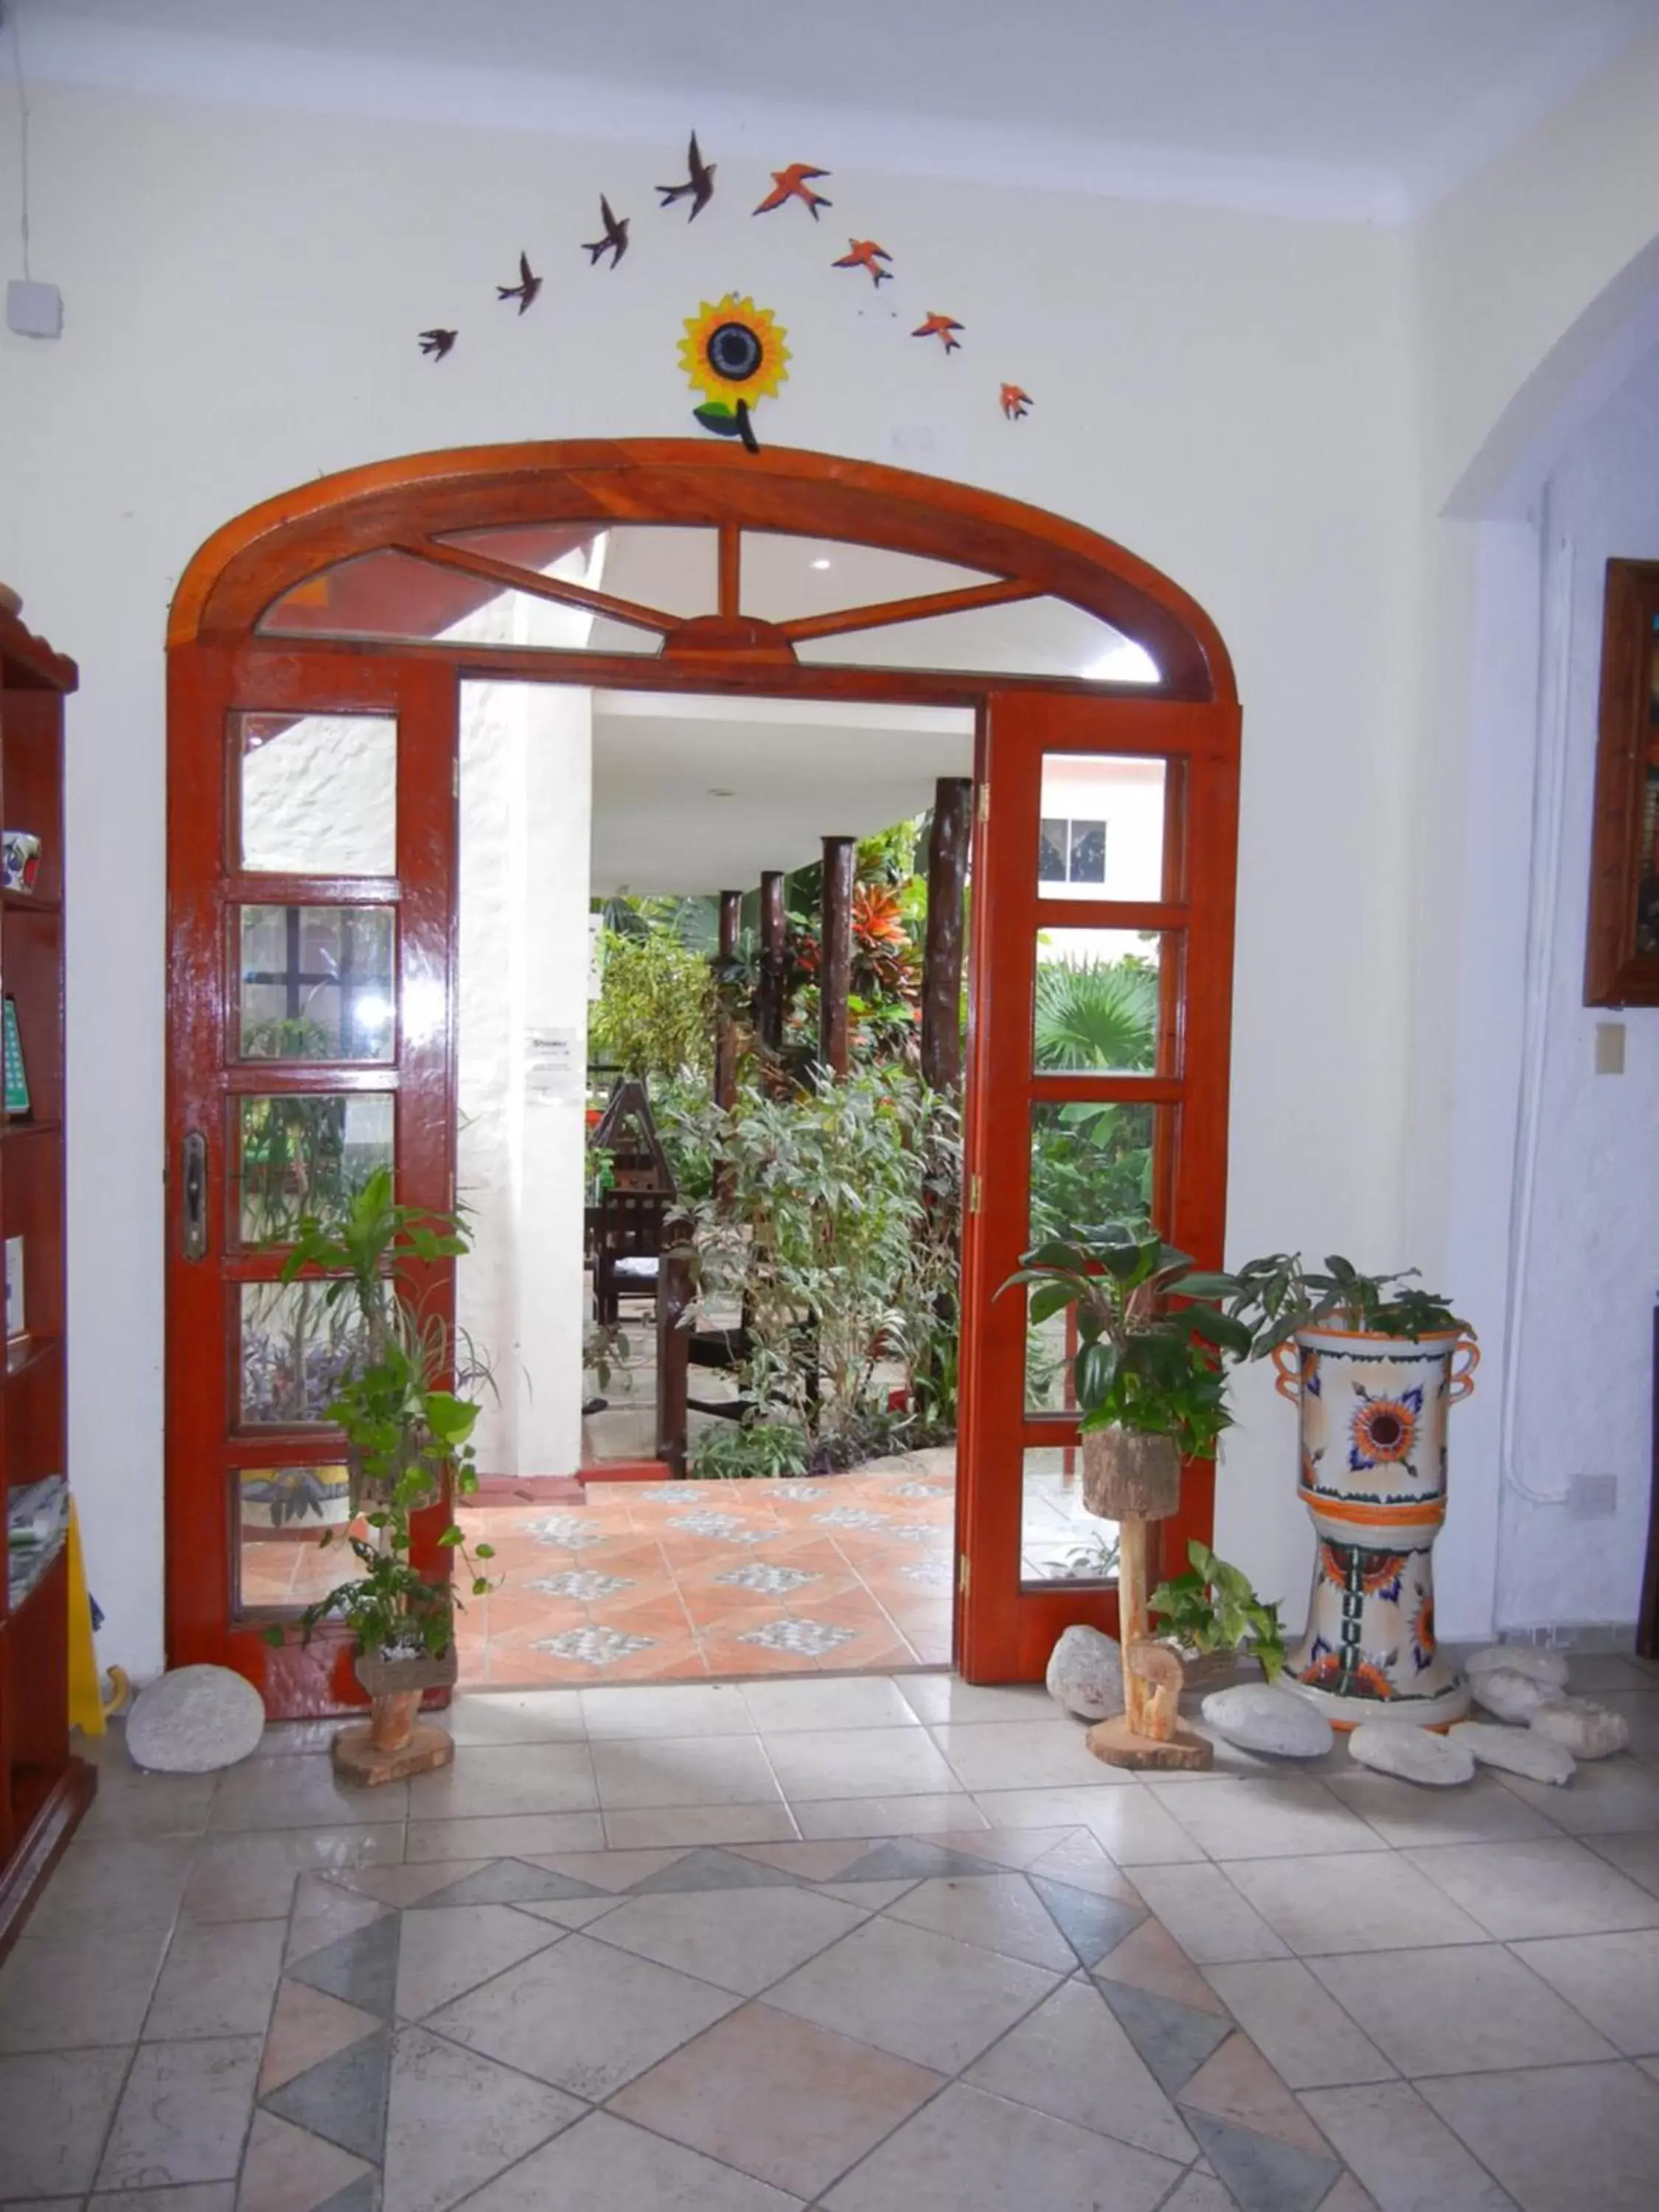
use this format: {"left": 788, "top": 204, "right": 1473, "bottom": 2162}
{"left": 956, "top": 692, "right": 1239, "bottom": 1680}
{"left": 166, "top": 645, "right": 457, "bottom": 1713}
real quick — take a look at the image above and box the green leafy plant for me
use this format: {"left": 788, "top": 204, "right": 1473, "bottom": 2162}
{"left": 1032, "top": 955, "right": 1157, "bottom": 1073}
{"left": 265, "top": 1168, "right": 495, "bottom": 1660}
{"left": 692, "top": 1417, "right": 811, "bottom": 1481}
{"left": 1004, "top": 1222, "right": 1247, "bottom": 1458}
{"left": 1150, "top": 1540, "right": 1287, "bottom": 1680}
{"left": 1187, "top": 1253, "right": 1471, "bottom": 1357}
{"left": 590, "top": 926, "right": 714, "bottom": 1082}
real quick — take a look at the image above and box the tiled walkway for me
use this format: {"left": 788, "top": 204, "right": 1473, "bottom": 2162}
{"left": 4, "top": 1659, "right": 1659, "bottom": 2209}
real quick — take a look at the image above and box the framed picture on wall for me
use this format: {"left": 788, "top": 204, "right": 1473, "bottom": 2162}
{"left": 1586, "top": 558, "right": 1659, "bottom": 1004}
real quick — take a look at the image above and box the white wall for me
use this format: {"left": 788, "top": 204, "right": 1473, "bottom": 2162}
{"left": 0, "top": 73, "right": 1461, "bottom": 1674}
{"left": 1441, "top": 355, "right": 1659, "bottom": 1635}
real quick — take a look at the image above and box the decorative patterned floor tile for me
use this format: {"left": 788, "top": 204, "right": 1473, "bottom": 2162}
{"left": 526, "top": 1571, "right": 635, "bottom": 1600}
{"left": 675, "top": 1511, "right": 765, "bottom": 1539}
{"left": 622, "top": 1846, "right": 804, "bottom": 1894}
{"left": 739, "top": 1619, "right": 860, "bottom": 1657}
{"left": 531, "top": 1626, "right": 658, "bottom": 1666}
{"left": 408, "top": 1858, "right": 605, "bottom": 1908}
{"left": 524, "top": 1514, "right": 608, "bottom": 1549}
{"left": 239, "top": 2108, "right": 373, "bottom": 2212}
{"left": 1181, "top": 2109, "right": 1342, "bottom": 2212}
{"left": 1096, "top": 1980, "right": 1234, "bottom": 2096}
{"left": 812, "top": 1508, "right": 892, "bottom": 1530}
{"left": 1028, "top": 1874, "right": 1148, "bottom": 1966}
{"left": 392, "top": 1904, "right": 561, "bottom": 2020}
{"left": 894, "top": 1482, "right": 950, "bottom": 1499}
{"left": 262, "top": 2026, "right": 392, "bottom": 2164}
{"left": 381, "top": 2025, "right": 582, "bottom": 2212}
{"left": 715, "top": 1562, "right": 824, "bottom": 1594}
{"left": 287, "top": 1917, "right": 400, "bottom": 2017}
{"left": 900, "top": 1559, "right": 950, "bottom": 1584}
{"left": 258, "top": 1980, "right": 382, "bottom": 2096}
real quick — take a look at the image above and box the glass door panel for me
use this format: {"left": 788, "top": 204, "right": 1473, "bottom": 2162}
{"left": 956, "top": 693, "right": 1238, "bottom": 1680}
{"left": 166, "top": 647, "right": 456, "bottom": 1710}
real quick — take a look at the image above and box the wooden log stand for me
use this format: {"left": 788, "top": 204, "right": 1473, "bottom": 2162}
{"left": 332, "top": 1651, "right": 457, "bottom": 1786}
{"left": 1080, "top": 1430, "right": 1214, "bottom": 1773}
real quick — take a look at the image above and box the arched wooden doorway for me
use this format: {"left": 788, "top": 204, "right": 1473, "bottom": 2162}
{"left": 166, "top": 439, "right": 1239, "bottom": 1713}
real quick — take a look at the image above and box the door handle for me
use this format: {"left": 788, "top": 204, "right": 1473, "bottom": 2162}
{"left": 181, "top": 1130, "right": 209, "bottom": 1261}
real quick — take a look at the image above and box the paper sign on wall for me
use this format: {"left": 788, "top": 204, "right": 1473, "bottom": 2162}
{"left": 524, "top": 1026, "right": 582, "bottom": 1106}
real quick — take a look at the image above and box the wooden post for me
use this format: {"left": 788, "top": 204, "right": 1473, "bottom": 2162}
{"left": 756, "top": 870, "right": 787, "bottom": 1065}
{"left": 819, "top": 836, "right": 855, "bottom": 1079}
{"left": 920, "top": 777, "right": 973, "bottom": 1095}
{"left": 655, "top": 1227, "right": 692, "bottom": 1480}
{"left": 714, "top": 889, "right": 742, "bottom": 1112}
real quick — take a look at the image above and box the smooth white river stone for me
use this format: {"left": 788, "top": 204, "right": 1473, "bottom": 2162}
{"left": 126, "top": 1664, "right": 267, "bottom": 1773}
{"left": 1449, "top": 1720, "right": 1576, "bottom": 1786}
{"left": 1470, "top": 1667, "right": 1566, "bottom": 1724}
{"left": 1349, "top": 1722, "right": 1476, "bottom": 1787}
{"left": 1046, "top": 1624, "right": 1126, "bottom": 1721}
{"left": 1529, "top": 1697, "right": 1630, "bottom": 1761}
{"left": 1201, "top": 1682, "right": 1335, "bottom": 1758}
{"left": 1464, "top": 1644, "right": 1571, "bottom": 1690}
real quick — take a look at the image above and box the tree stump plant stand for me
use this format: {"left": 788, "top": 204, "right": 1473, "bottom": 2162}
{"left": 1080, "top": 1429, "right": 1214, "bottom": 1772}
{"left": 333, "top": 1649, "right": 458, "bottom": 1786}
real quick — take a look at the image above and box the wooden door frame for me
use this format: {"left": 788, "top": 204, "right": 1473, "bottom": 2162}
{"left": 167, "top": 439, "right": 1240, "bottom": 1697}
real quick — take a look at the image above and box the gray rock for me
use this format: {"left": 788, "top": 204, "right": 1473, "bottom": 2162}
{"left": 1449, "top": 1720, "right": 1576, "bottom": 1786}
{"left": 1349, "top": 1722, "right": 1476, "bottom": 1787}
{"left": 1465, "top": 1644, "right": 1570, "bottom": 1690}
{"left": 1046, "top": 1624, "right": 1125, "bottom": 1721}
{"left": 1470, "top": 1667, "right": 1566, "bottom": 1724}
{"left": 1202, "top": 1682, "right": 1335, "bottom": 1759}
{"left": 126, "top": 1664, "right": 267, "bottom": 1773}
{"left": 1529, "top": 1697, "right": 1630, "bottom": 1761}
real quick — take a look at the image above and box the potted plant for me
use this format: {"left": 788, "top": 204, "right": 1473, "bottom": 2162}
{"left": 1198, "top": 1253, "right": 1478, "bottom": 1726}
{"left": 270, "top": 1169, "right": 495, "bottom": 1781}
{"left": 1006, "top": 1224, "right": 1249, "bottom": 1765}
{"left": 1148, "top": 1540, "right": 1287, "bottom": 1685}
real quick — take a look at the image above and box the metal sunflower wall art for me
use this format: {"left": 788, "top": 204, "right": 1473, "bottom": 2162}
{"left": 679, "top": 293, "right": 791, "bottom": 452}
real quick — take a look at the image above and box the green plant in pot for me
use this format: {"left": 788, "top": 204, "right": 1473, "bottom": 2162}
{"left": 1189, "top": 1252, "right": 1480, "bottom": 1725}
{"left": 1149, "top": 1540, "right": 1287, "bottom": 1684}
{"left": 268, "top": 1169, "right": 496, "bottom": 1779}
{"left": 1005, "top": 1224, "right": 1256, "bottom": 1761}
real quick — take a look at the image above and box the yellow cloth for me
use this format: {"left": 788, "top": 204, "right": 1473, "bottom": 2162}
{"left": 65, "top": 1498, "right": 105, "bottom": 1736}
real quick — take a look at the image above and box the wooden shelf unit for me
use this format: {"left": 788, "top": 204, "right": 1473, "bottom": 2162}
{"left": 0, "top": 604, "right": 93, "bottom": 1961}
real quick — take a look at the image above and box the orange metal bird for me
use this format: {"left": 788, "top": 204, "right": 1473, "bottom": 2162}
{"left": 913, "top": 312, "right": 964, "bottom": 354}
{"left": 1000, "top": 383, "right": 1033, "bottom": 420}
{"left": 832, "top": 238, "right": 893, "bottom": 287}
{"left": 754, "top": 164, "right": 832, "bottom": 221}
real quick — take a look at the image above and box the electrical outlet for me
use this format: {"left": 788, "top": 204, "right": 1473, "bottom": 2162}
{"left": 1568, "top": 1472, "right": 1618, "bottom": 1518}
{"left": 1594, "top": 1022, "right": 1626, "bottom": 1074}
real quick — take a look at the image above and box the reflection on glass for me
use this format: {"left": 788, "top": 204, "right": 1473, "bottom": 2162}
{"left": 1034, "top": 931, "right": 1169, "bottom": 1077}
{"left": 798, "top": 595, "right": 1135, "bottom": 679}
{"left": 1029, "top": 1100, "right": 1156, "bottom": 1249}
{"left": 235, "top": 1464, "right": 361, "bottom": 1613}
{"left": 237, "top": 1093, "right": 394, "bottom": 1246}
{"left": 237, "top": 713, "right": 397, "bottom": 876}
{"left": 1019, "top": 1445, "right": 1119, "bottom": 1585}
{"left": 1037, "top": 756, "right": 1168, "bottom": 902}
{"left": 237, "top": 905, "right": 394, "bottom": 1062}
{"left": 739, "top": 533, "right": 999, "bottom": 622}
{"left": 240, "top": 1281, "right": 367, "bottom": 1425}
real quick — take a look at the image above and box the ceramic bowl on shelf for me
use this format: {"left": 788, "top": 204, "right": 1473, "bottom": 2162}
{"left": 1, "top": 832, "right": 41, "bottom": 893}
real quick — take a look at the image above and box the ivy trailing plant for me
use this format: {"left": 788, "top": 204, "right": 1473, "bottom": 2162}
{"left": 1149, "top": 1540, "right": 1287, "bottom": 1680}
{"left": 1004, "top": 1222, "right": 1248, "bottom": 1459}
{"left": 1185, "top": 1253, "right": 1470, "bottom": 1357}
{"left": 265, "top": 1168, "right": 496, "bottom": 1661}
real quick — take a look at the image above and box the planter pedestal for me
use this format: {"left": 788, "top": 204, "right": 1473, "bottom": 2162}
{"left": 1079, "top": 1429, "right": 1214, "bottom": 1773}
{"left": 1277, "top": 1326, "right": 1478, "bottom": 1730}
{"left": 333, "top": 1650, "right": 457, "bottom": 1786}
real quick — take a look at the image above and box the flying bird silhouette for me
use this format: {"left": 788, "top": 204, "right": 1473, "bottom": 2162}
{"left": 1000, "top": 383, "right": 1033, "bottom": 420}
{"left": 583, "top": 195, "right": 630, "bottom": 268}
{"left": 753, "top": 164, "right": 832, "bottom": 220}
{"left": 913, "top": 312, "right": 964, "bottom": 354}
{"left": 832, "top": 238, "right": 893, "bottom": 287}
{"left": 496, "top": 252, "right": 541, "bottom": 315}
{"left": 418, "top": 328, "right": 457, "bottom": 361}
{"left": 658, "top": 131, "right": 716, "bottom": 220}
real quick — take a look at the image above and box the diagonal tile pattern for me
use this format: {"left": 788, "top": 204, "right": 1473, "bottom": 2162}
{"left": 10, "top": 1654, "right": 1659, "bottom": 2208}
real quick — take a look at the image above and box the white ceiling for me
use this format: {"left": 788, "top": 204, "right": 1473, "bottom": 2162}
{"left": 590, "top": 689, "right": 974, "bottom": 897}
{"left": 21, "top": 0, "right": 1659, "bottom": 222}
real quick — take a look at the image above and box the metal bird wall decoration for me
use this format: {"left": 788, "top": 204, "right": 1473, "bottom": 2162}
{"left": 753, "top": 164, "right": 832, "bottom": 221}
{"left": 496, "top": 252, "right": 542, "bottom": 314}
{"left": 584, "top": 196, "right": 630, "bottom": 268}
{"left": 832, "top": 238, "right": 893, "bottom": 287}
{"left": 418, "top": 328, "right": 456, "bottom": 361}
{"left": 1000, "top": 383, "right": 1033, "bottom": 420}
{"left": 658, "top": 131, "right": 717, "bottom": 220}
{"left": 913, "top": 312, "right": 964, "bottom": 353}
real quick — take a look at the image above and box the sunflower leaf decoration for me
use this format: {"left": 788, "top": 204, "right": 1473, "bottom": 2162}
{"left": 681, "top": 294, "right": 790, "bottom": 453}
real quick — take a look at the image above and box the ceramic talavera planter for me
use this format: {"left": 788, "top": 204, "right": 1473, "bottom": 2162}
{"left": 1276, "top": 1325, "right": 1478, "bottom": 1728}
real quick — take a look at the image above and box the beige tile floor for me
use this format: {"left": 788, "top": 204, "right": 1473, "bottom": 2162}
{"left": 2, "top": 1657, "right": 1658, "bottom": 2211}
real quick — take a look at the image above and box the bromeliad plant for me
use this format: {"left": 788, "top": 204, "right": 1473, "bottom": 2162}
{"left": 1006, "top": 1223, "right": 1248, "bottom": 1457}
{"left": 268, "top": 1168, "right": 495, "bottom": 1661}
